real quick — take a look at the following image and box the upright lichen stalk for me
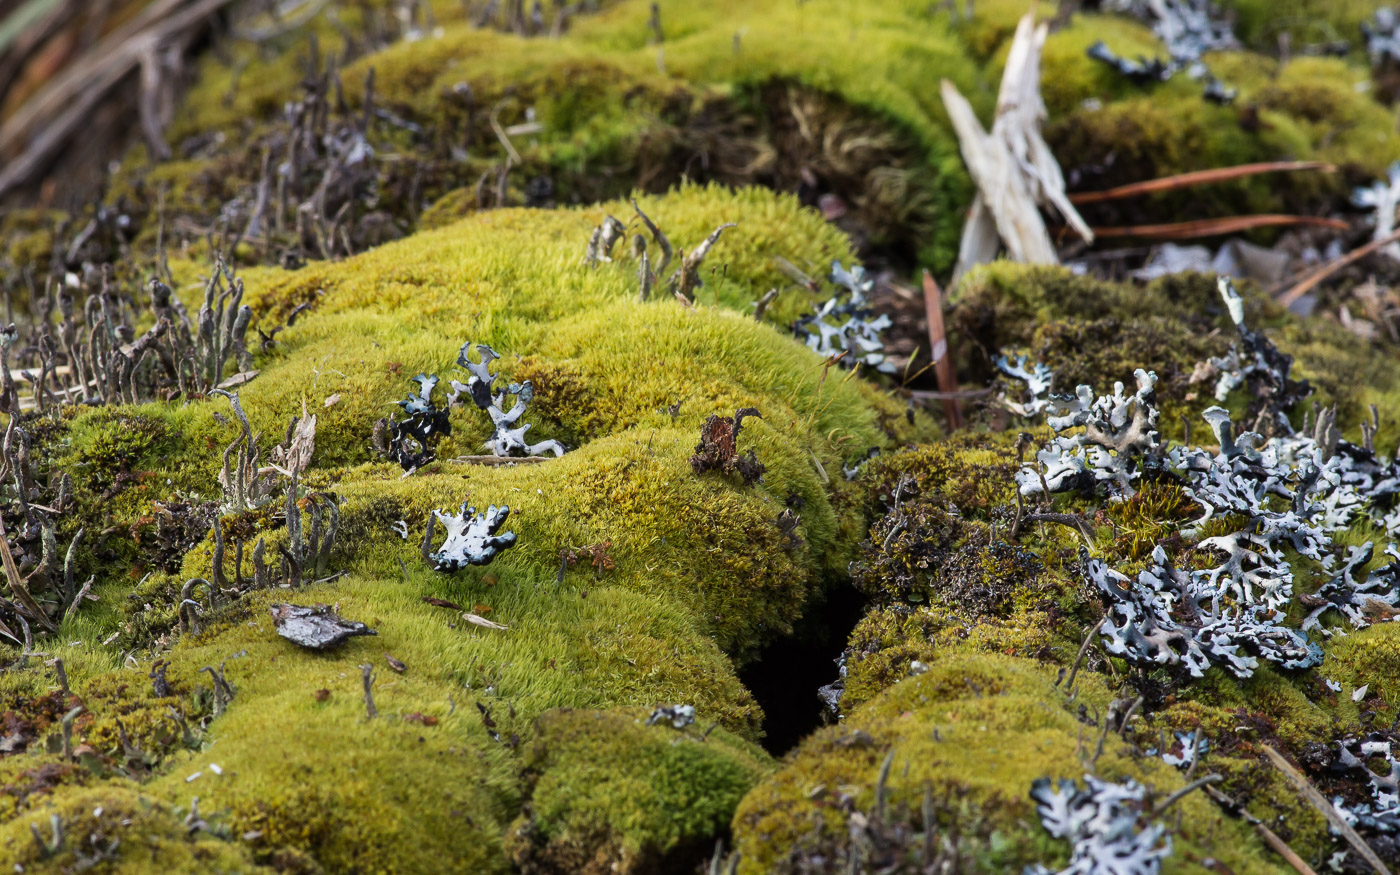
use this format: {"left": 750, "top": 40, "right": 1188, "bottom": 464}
{"left": 452, "top": 341, "right": 565, "bottom": 458}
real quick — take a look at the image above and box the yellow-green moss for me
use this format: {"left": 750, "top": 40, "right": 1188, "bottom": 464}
{"left": 0, "top": 786, "right": 268, "bottom": 873}
{"left": 732, "top": 652, "right": 1279, "bottom": 874}
{"left": 507, "top": 707, "right": 771, "bottom": 873}
{"left": 2, "top": 183, "right": 939, "bottom": 871}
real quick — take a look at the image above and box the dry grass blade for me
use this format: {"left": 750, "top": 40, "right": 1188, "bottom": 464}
{"left": 1277, "top": 227, "right": 1400, "bottom": 308}
{"left": 921, "top": 270, "right": 963, "bottom": 431}
{"left": 462, "top": 612, "right": 509, "bottom": 630}
{"left": 0, "top": 515, "right": 56, "bottom": 632}
{"left": 944, "top": 11, "right": 1090, "bottom": 282}
{"left": 1086, "top": 215, "right": 1348, "bottom": 241}
{"left": 1260, "top": 742, "right": 1391, "bottom": 875}
{"left": 0, "top": 0, "right": 240, "bottom": 198}
{"left": 1068, "top": 161, "right": 1335, "bottom": 205}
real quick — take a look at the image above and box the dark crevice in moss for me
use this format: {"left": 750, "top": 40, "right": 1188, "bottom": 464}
{"left": 738, "top": 581, "right": 866, "bottom": 756}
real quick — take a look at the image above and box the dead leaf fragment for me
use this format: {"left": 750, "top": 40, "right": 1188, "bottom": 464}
{"left": 462, "top": 612, "right": 509, "bottom": 630}
{"left": 270, "top": 603, "right": 376, "bottom": 650}
{"left": 421, "top": 596, "right": 465, "bottom": 611}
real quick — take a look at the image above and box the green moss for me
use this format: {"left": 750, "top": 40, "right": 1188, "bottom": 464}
{"left": 0, "top": 786, "right": 268, "bottom": 873}
{"left": 1324, "top": 623, "right": 1400, "bottom": 710}
{"left": 507, "top": 707, "right": 770, "bottom": 873}
{"left": 949, "top": 262, "right": 1400, "bottom": 441}
{"left": 732, "top": 652, "right": 1277, "bottom": 874}
{"left": 1220, "top": 0, "right": 1379, "bottom": 49}
{"left": 2, "top": 184, "right": 941, "bottom": 871}
{"left": 40, "top": 0, "right": 1400, "bottom": 278}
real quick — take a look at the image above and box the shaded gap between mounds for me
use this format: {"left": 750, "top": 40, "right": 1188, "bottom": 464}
{"left": 739, "top": 580, "right": 866, "bottom": 756}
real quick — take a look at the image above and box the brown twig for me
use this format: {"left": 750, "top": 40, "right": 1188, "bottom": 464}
{"left": 1068, "top": 161, "right": 1335, "bottom": 205}
{"left": 921, "top": 270, "right": 963, "bottom": 431}
{"left": 1150, "top": 774, "right": 1222, "bottom": 818}
{"left": 1260, "top": 742, "right": 1391, "bottom": 875}
{"left": 1277, "top": 226, "right": 1400, "bottom": 308}
{"left": 449, "top": 455, "right": 551, "bottom": 466}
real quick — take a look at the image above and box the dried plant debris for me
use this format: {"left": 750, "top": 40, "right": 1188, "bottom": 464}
{"left": 690, "top": 407, "right": 766, "bottom": 486}
{"left": 425, "top": 503, "right": 518, "bottom": 572}
{"left": 1025, "top": 774, "right": 1172, "bottom": 875}
{"left": 0, "top": 258, "right": 256, "bottom": 414}
{"left": 580, "top": 203, "right": 736, "bottom": 303}
{"left": 451, "top": 341, "right": 565, "bottom": 458}
{"left": 644, "top": 704, "right": 696, "bottom": 730}
{"left": 1353, "top": 162, "right": 1400, "bottom": 262}
{"left": 584, "top": 215, "right": 627, "bottom": 266}
{"left": 791, "top": 261, "right": 896, "bottom": 374}
{"left": 0, "top": 418, "right": 93, "bottom": 642}
{"left": 214, "top": 391, "right": 305, "bottom": 512}
{"left": 668, "top": 223, "right": 736, "bottom": 301}
{"left": 1090, "top": 0, "right": 1238, "bottom": 103}
{"left": 271, "top": 603, "right": 376, "bottom": 650}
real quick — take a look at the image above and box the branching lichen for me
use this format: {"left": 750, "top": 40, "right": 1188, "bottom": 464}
{"left": 1026, "top": 774, "right": 1172, "bottom": 875}
{"left": 451, "top": 341, "right": 565, "bottom": 458}
{"left": 791, "top": 262, "right": 896, "bottom": 374}
{"left": 424, "top": 502, "right": 518, "bottom": 572}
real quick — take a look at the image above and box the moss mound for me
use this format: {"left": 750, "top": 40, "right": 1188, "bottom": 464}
{"left": 507, "top": 707, "right": 770, "bottom": 873}
{"left": 0, "top": 183, "right": 931, "bottom": 873}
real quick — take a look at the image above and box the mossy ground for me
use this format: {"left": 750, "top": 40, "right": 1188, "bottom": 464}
{"left": 723, "top": 259, "right": 1400, "bottom": 873}
{"left": 0, "top": 183, "right": 933, "bottom": 873}
{"left": 11, "top": 0, "right": 1394, "bottom": 285}
{"left": 7, "top": 0, "right": 1400, "bottom": 871}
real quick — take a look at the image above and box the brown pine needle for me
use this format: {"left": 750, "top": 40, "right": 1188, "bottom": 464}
{"left": 1260, "top": 743, "right": 1392, "bottom": 875}
{"left": 1086, "top": 215, "right": 1348, "bottom": 241}
{"left": 1278, "top": 226, "right": 1400, "bottom": 308}
{"left": 922, "top": 270, "right": 963, "bottom": 431}
{"left": 1068, "top": 160, "right": 1335, "bottom": 205}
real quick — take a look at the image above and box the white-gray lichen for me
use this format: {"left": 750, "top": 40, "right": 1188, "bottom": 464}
{"left": 1004, "top": 274, "right": 1400, "bottom": 681}
{"left": 994, "top": 353, "right": 1054, "bottom": 417}
{"left": 1011, "top": 368, "right": 1160, "bottom": 499}
{"left": 644, "top": 704, "right": 696, "bottom": 730}
{"left": 1025, "top": 774, "right": 1172, "bottom": 875}
{"left": 792, "top": 261, "right": 897, "bottom": 374}
{"left": 427, "top": 503, "right": 518, "bottom": 572}
{"left": 451, "top": 341, "right": 566, "bottom": 458}
{"left": 1353, "top": 162, "right": 1400, "bottom": 262}
{"left": 1089, "top": 0, "right": 1238, "bottom": 102}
